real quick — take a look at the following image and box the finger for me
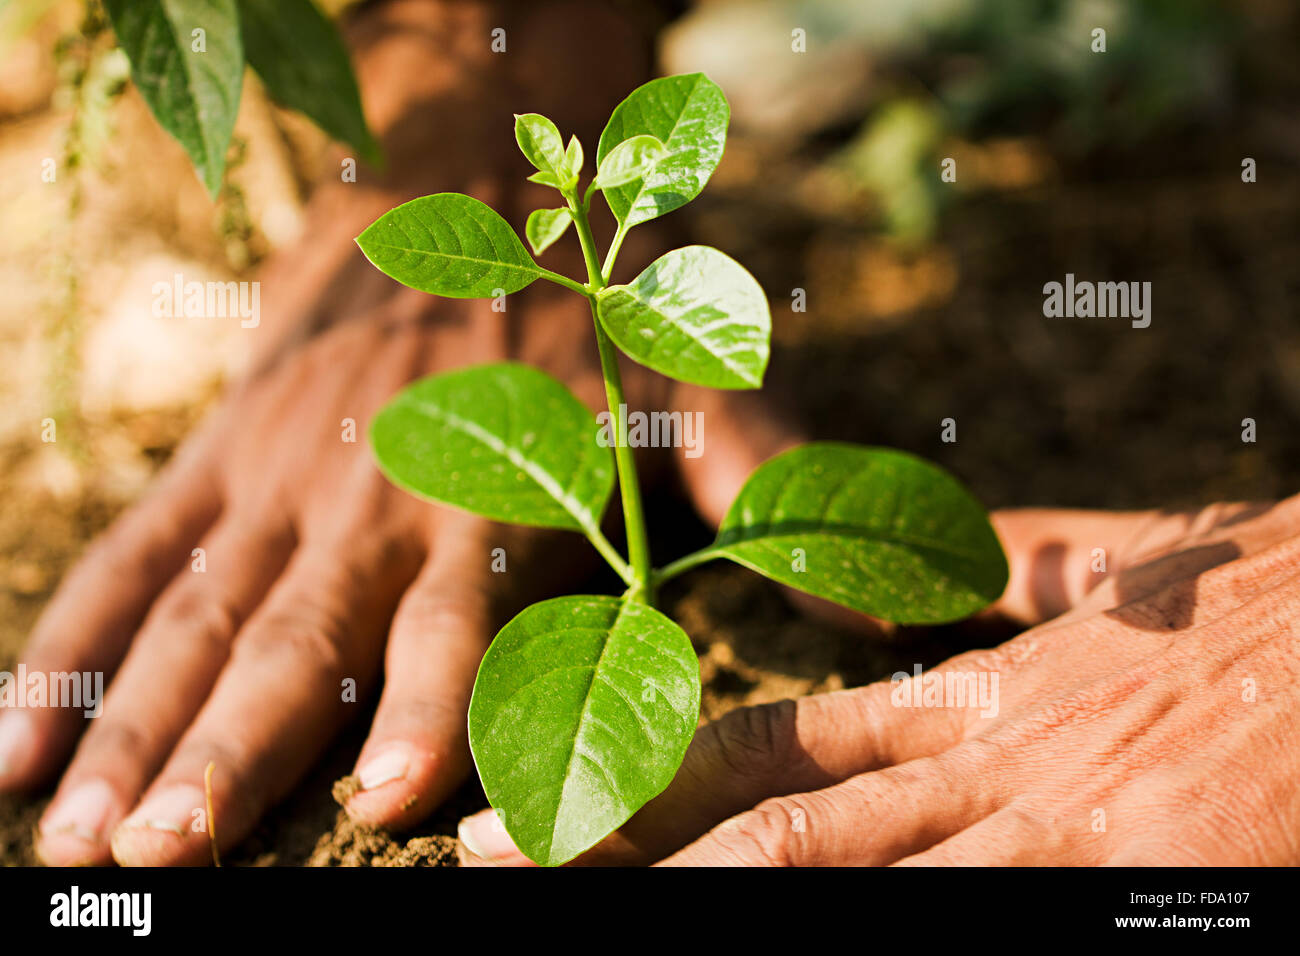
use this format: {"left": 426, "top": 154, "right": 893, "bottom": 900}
{"left": 0, "top": 432, "right": 221, "bottom": 789}
{"left": 990, "top": 502, "right": 1295, "bottom": 628}
{"left": 893, "top": 803, "right": 1103, "bottom": 866}
{"left": 658, "top": 742, "right": 1006, "bottom": 866}
{"left": 460, "top": 671, "right": 976, "bottom": 866}
{"left": 109, "top": 533, "right": 422, "bottom": 866}
{"left": 669, "top": 384, "right": 803, "bottom": 529}
{"left": 34, "top": 514, "right": 295, "bottom": 866}
{"left": 345, "top": 512, "right": 494, "bottom": 827}
{"left": 989, "top": 508, "right": 1157, "bottom": 626}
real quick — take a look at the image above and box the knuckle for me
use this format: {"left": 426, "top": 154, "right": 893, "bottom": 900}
{"left": 178, "top": 737, "right": 267, "bottom": 808}
{"left": 713, "top": 800, "right": 798, "bottom": 866}
{"left": 706, "top": 699, "right": 799, "bottom": 780}
{"left": 998, "top": 799, "right": 1056, "bottom": 836}
{"left": 150, "top": 586, "right": 241, "bottom": 656}
{"left": 84, "top": 718, "right": 157, "bottom": 761}
{"left": 236, "top": 605, "right": 347, "bottom": 680}
{"left": 955, "top": 631, "right": 1047, "bottom": 678}
{"left": 403, "top": 584, "right": 491, "bottom": 637}
{"left": 991, "top": 663, "right": 1161, "bottom": 752}
{"left": 386, "top": 692, "right": 464, "bottom": 733}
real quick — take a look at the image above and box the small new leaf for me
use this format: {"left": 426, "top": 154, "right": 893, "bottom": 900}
{"left": 712, "top": 444, "right": 1009, "bottom": 624}
{"left": 596, "top": 73, "right": 729, "bottom": 227}
{"left": 103, "top": 0, "right": 243, "bottom": 198}
{"left": 469, "top": 595, "right": 701, "bottom": 866}
{"left": 369, "top": 363, "right": 614, "bottom": 533}
{"left": 515, "top": 112, "right": 574, "bottom": 189}
{"left": 527, "top": 170, "right": 564, "bottom": 189}
{"left": 355, "top": 193, "right": 540, "bottom": 298}
{"left": 593, "top": 134, "right": 667, "bottom": 190}
{"left": 564, "top": 135, "right": 583, "bottom": 182}
{"left": 525, "top": 208, "right": 572, "bottom": 256}
{"left": 597, "top": 245, "right": 770, "bottom": 389}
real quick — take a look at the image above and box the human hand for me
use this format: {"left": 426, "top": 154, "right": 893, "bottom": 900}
{"left": 0, "top": 0, "right": 679, "bottom": 866}
{"left": 1, "top": 300, "right": 600, "bottom": 865}
{"left": 459, "top": 498, "right": 1300, "bottom": 865}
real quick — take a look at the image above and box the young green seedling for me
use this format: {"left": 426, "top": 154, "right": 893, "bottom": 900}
{"left": 356, "top": 73, "right": 1008, "bottom": 866}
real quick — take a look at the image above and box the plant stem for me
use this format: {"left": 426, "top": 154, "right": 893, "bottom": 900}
{"left": 537, "top": 267, "right": 589, "bottom": 296}
{"left": 600, "top": 221, "right": 629, "bottom": 283}
{"left": 589, "top": 310, "right": 653, "bottom": 602}
{"left": 568, "top": 193, "right": 606, "bottom": 291}
{"left": 567, "top": 190, "right": 654, "bottom": 603}
{"left": 653, "top": 546, "right": 722, "bottom": 588}
{"left": 585, "top": 525, "right": 635, "bottom": 587}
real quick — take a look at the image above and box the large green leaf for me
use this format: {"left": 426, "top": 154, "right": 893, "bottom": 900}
{"left": 596, "top": 245, "right": 769, "bottom": 389}
{"left": 469, "top": 596, "right": 701, "bottom": 867}
{"left": 104, "top": 0, "right": 243, "bottom": 198}
{"left": 237, "top": 0, "right": 380, "bottom": 165}
{"left": 596, "top": 73, "right": 729, "bottom": 228}
{"left": 355, "top": 193, "right": 540, "bottom": 298}
{"left": 710, "top": 443, "right": 1008, "bottom": 623}
{"left": 369, "top": 363, "right": 613, "bottom": 532}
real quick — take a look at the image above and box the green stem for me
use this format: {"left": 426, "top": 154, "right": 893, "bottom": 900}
{"left": 653, "top": 546, "right": 722, "bottom": 588}
{"left": 585, "top": 525, "right": 635, "bottom": 587}
{"left": 537, "top": 267, "right": 588, "bottom": 296}
{"left": 601, "top": 221, "right": 629, "bottom": 284}
{"left": 566, "top": 190, "right": 654, "bottom": 603}
{"left": 590, "top": 310, "right": 653, "bottom": 601}
{"left": 568, "top": 193, "right": 605, "bottom": 291}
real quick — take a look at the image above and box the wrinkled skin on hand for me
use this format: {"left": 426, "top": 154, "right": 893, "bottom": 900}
{"left": 0, "top": 0, "right": 802, "bottom": 866}
{"left": 461, "top": 500, "right": 1300, "bottom": 866}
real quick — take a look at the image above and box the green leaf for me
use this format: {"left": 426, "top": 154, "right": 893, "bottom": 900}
{"left": 515, "top": 112, "right": 573, "bottom": 188}
{"left": 593, "top": 134, "right": 667, "bottom": 190}
{"left": 596, "top": 245, "right": 770, "bottom": 389}
{"left": 469, "top": 595, "right": 701, "bottom": 867}
{"left": 355, "top": 193, "right": 540, "bottom": 298}
{"left": 369, "top": 363, "right": 613, "bottom": 532}
{"left": 526, "top": 170, "right": 563, "bottom": 189}
{"left": 563, "top": 134, "right": 583, "bottom": 182}
{"left": 236, "top": 0, "right": 380, "bottom": 165}
{"left": 711, "top": 443, "right": 1008, "bottom": 624}
{"left": 104, "top": 0, "right": 243, "bottom": 198}
{"left": 524, "top": 207, "right": 572, "bottom": 256}
{"left": 596, "top": 73, "right": 729, "bottom": 227}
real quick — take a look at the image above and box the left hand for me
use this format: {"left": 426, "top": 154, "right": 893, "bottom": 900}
{"left": 460, "top": 497, "right": 1300, "bottom": 865}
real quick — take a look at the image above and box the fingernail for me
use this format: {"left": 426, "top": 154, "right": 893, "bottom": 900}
{"left": 120, "top": 784, "right": 204, "bottom": 836}
{"left": 40, "top": 779, "right": 118, "bottom": 844}
{"left": 0, "top": 711, "right": 36, "bottom": 781}
{"left": 458, "top": 809, "right": 521, "bottom": 862}
{"left": 357, "top": 747, "right": 411, "bottom": 791}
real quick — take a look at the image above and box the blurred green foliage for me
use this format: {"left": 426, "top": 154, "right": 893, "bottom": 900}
{"left": 859, "top": 0, "right": 1236, "bottom": 239}
{"left": 685, "top": 0, "right": 1238, "bottom": 241}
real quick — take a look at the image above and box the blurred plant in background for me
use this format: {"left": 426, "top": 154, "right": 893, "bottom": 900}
{"left": 666, "top": 0, "right": 1237, "bottom": 243}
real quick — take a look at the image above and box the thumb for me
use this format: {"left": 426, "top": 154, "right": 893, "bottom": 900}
{"left": 989, "top": 507, "right": 1161, "bottom": 626}
{"left": 670, "top": 385, "right": 804, "bottom": 530}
